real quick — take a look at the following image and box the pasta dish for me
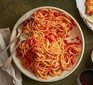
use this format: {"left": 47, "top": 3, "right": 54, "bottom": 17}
{"left": 16, "top": 8, "right": 82, "bottom": 79}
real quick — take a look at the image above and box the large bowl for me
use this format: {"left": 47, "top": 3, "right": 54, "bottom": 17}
{"left": 10, "top": 6, "right": 85, "bottom": 82}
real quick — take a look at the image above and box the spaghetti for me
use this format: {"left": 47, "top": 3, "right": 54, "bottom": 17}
{"left": 16, "top": 8, "right": 82, "bottom": 79}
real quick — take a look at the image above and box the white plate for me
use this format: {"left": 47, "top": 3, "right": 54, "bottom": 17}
{"left": 76, "top": 0, "right": 93, "bottom": 31}
{"left": 10, "top": 6, "right": 85, "bottom": 82}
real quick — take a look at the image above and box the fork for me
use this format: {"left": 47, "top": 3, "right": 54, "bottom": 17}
{"left": 2, "top": 34, "right": 29, "bottom": 69}
{"left": 0, "top": 25, "right": 23, "bottom": 57}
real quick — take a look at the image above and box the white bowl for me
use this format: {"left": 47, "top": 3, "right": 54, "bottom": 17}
{"left": 10, "top": 6, "right": 85, "bottom": 82}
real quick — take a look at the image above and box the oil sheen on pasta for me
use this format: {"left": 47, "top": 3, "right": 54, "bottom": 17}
{"left": 17, "top": 8, "right": 82, "bottom": 79}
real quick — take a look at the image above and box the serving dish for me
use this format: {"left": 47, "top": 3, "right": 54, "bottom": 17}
{"left": 10, "top": 6, "right": 85, "bottom": 82}
{"left": 76, "top": 0, "right": 93, "bottom": 31}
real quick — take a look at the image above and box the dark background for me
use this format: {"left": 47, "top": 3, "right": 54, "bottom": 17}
{"left": 0, "top": 0, "right": 93, "bottom": 85}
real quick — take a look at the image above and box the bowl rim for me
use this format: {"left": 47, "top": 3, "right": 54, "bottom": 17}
{"left": 10, "top": 6, "right": 85, "bottom": 82}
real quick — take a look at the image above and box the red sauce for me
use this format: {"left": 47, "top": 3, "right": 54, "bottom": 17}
{"left": 71, "top": 19, "right": 76, "bottom": 26}
{"left": 53, "top": 12, "right": 60, "bottom": 17}
{"left": 22, "top": 19, "right": 30, "bottom": 26}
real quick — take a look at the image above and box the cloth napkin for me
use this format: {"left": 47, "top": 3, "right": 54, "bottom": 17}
{"left": 0, "top": 28, "right": 22, "bottom": 85}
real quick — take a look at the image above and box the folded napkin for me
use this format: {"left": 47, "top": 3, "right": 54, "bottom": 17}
{"left": 0, "top": 28, "right": 22, "bottom": 85}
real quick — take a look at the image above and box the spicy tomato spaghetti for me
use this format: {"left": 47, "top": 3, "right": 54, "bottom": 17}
{"left": 16, "top": 8, "right": 82, "bottom": 79}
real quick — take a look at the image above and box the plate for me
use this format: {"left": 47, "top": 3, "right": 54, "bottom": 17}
{"left": 76, "top": 0, "right": 93, "bottom": 31}
{"left": 10, "top": 6, "right": 85, "bottom": 82}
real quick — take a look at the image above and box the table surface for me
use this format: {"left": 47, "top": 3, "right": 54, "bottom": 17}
{"left": 0, "top": 0, "right": 93, "bottom": 85}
